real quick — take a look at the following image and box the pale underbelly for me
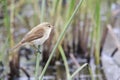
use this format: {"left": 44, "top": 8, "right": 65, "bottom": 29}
{"left": 32, "top": 35, "right": 49, "bottom": 46}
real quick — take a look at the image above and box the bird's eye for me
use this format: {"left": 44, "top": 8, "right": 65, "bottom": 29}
{"left": 48, "top": 25, "right": 51, "bottom": 28}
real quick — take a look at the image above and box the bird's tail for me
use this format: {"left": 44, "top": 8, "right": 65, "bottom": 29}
{"left": 9, "top": 42, "right": 22, "bottom": 52}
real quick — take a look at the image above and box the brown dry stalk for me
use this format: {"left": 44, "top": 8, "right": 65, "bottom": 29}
{"left": 70, "top": 53, "right": 80, "bottom": 68}
{"left": 107, "top": 24, "right": 120, "bottom": 51}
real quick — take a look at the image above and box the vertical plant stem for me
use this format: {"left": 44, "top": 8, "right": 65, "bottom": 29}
{"left": 94, "top": 1, "right": 101, "bottom": 79}
{"left": 35, "top": 53, "right": 41, "bottom": 80}
{"left": 66, "top": 0, "right": 75, "bottom": 20}
{"left": 10, "top": 0, "right": 15, "bottom": 47}
{"left": 39, "top": 0, "right": 84, "bottom": 79}
{"left": 3, "top": 0, "right": 10, "bottom": 46}
{"left": 33, "top": 0, "right": 40, "bottom": 24}
{"left": 95, "top": 0, "right": 101, "bottom": 66}
{"left": 35, "top": 0, "right": 46, "bottom": 79}
{"left": 88, "top": 66, "right": 95, "bottom": 80}
{"left": 58, "top": 45, "right": 70, "bottom": 80}
{"left": 51, "top": 0, "right": 59, "bottom": 16}
{"left": 35, "top": 45, "right": 41, "bottom": 80}
{"left": 40, "top": 0, "right": 46, "bottom": 22}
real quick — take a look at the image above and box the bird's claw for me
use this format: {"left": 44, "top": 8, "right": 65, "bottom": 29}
{"left": 37, "top": 49, "right": 41, "bottom": 54}
{"left": 37, "top": 45, "right": 41, "bottom": 54}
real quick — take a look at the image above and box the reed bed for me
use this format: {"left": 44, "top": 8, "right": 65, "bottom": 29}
{"left": 0, "top": 0, "right": 119, "bottom": 80}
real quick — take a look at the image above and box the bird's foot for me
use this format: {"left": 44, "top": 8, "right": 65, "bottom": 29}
{"left": 37, "top": 45, "right": 42, "bottom": 54}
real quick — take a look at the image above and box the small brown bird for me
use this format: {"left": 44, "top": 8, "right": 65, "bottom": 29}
{"left": 11, "top": 22, "right": 53, "bottom": 50}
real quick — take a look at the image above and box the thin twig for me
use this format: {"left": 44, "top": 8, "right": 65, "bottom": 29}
{"left": 20, "top": 67, "right": 30, "bottom": 78}
{"left": 70, "top": 53, "right": 80, "bottom": 68}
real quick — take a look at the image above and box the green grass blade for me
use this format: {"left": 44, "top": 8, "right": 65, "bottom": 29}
{"left": 94, "top": 0, "right": 101, "bottom": 66}
{"left": 58, "top": 45, "right": 70, "bottom": 80}
{"left": 40, "top": 0, "right": 46, "bottom": 22}
{"left": 35, "top": 51, "right": 41, "bottom": 80}
{"left": 35, "top": 0, "right": 46, "bottom": 80}
{"left": 3, "top": 0, "right": 10, "bottom": 46}
{"left": 66, "top": 0, "right": 75, "bottom": 20}
{"left": 39, "top": 0, "right": 84, "bottom": 79}
{"left": 70, "top": 63, "right": 87, "bottom": 79}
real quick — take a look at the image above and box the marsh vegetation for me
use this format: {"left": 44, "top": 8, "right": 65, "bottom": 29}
{"left": 0, "top": 0, "right": 120, "bottom": 80}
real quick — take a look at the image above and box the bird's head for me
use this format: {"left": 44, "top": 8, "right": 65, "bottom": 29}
{"left": 41, "top": 22, "right": 54, "bottom": 29}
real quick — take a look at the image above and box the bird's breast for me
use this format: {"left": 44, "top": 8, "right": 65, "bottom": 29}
{"left": 32, "top": 28, "right": 52, "bottom": 46}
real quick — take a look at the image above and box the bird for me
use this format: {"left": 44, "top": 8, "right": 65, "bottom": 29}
{"left": 11, "top": 22, "right": 54, "bottom": 51}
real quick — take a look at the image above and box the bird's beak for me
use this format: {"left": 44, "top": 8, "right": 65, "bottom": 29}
{"left": 52, "top": 26, "right": 55, "bottom": 31}
{"left": 52, "top": 26, "right": 54, "bottom": 29}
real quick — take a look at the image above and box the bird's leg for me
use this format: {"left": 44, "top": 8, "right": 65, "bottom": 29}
{"left": 32, "top": 44, "right": 42, "bottom": 54}
{"left": 37, "top": 45, "right": 42, "bottom": 54}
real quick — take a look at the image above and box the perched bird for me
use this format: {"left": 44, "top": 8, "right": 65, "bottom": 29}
{"left": 11, "top": 22, "right": 53, "bottom": 51}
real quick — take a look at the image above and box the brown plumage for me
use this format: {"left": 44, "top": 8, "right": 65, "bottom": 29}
{"left": 10, "top": 22, "right": 53, "bottom": 51}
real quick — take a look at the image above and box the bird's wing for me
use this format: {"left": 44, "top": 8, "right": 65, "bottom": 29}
{"left": 21, "top": 28, "right": 45, "bottom": 43}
